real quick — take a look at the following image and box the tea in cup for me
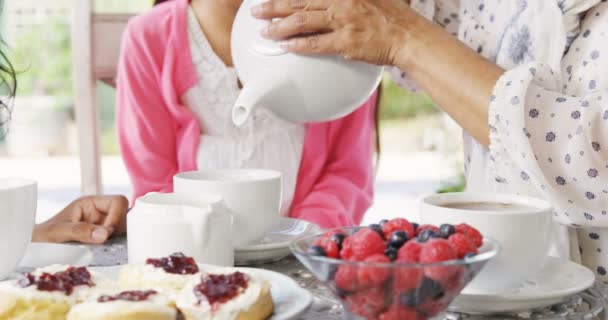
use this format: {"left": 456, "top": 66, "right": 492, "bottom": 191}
{"left": 421, "top": 193, "right": 552, "bottom": 294}
{"left": 174, "top": 169, "right": 282, "bottom": 247}
{"left": 0, "top": 178, "right": 37, "bottom": 279}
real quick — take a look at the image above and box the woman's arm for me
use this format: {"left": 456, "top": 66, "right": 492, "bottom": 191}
{"left": 116, "top": 21, "right": 179, "bottom": 200}
{"left": 290, "top": 93, "right": 377, "bottom": 228}
{"left": 254, "top": 0, "right": 504, "bottom": 146}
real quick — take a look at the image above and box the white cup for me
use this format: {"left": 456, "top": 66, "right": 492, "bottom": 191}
{"left": 127, "top": 192, "right": 234, "bottom": 266}
{"left": 174, "top": 169, "right": 282, "bottom": 247}
{"left": 420, "top": 193, "right": 552, "bottom": 294}
{"left": 0, "top": 179, "right": 37, "bottom": 279}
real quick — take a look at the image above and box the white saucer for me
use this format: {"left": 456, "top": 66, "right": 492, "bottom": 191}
{"left": 19, "top": 243, "right": 93, "bottom": 269}
{"left": 450, "top": 257, "right": 595, "bottom": 314}
{"left": 235, "top": 218, "right": 321, "bottom": 265}
{"left": 91, "top": 264, "right": 313, "bottom": 320}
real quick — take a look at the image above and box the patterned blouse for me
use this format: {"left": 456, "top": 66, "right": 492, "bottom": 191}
{"left": 396, "top": 0, "right": 608, "bottom": 280}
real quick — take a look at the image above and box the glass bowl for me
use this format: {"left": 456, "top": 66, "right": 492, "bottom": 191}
{"left": 290, "top": 227, "right": 500, "bottom": 320}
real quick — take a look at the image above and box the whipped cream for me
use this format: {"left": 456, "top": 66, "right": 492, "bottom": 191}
{"left": 0, "top": 265, "right": 108, "bottom": 304}
{"left": 68, "top": 290, "right": 176, "bottom": 319}
{"left": 176, "top": 268, "right": 264, "bottom": 320}
{"left": 119, "top": 264, "right": 198, "bottom": 294}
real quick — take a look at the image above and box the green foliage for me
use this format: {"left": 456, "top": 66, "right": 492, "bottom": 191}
{"left": 437, "top": 174, "right": 466, "bottom": 193}
{"left": 378, "top": 73, "right": 438, "bottom": 120}
{"left": 10, "top": 20, "right": 72, "bottom": 100}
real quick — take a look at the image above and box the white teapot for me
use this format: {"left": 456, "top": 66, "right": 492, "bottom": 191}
{"left": 127, "top": 192, "right": 234, "bottom": 266}
{"left": 231, "top": 0, "right": 383, "bottom": 126}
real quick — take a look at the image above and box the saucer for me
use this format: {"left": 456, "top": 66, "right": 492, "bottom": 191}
{"left": 91, "top": 264, "right": 313, "bottom": 320}
{"left": 235, "top": 218, "right": 321, "bottom": 266}
{"left": 18, "top": 243, "right": 93, "bottom": 270}
{"left": 449, "top": 257, "right": 595, "bottom": 314}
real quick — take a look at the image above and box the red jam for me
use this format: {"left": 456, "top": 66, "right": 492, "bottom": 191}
{"left": 98, "top": 290, "right": 158, "bottom": 303}
{"left": 146, "top": 252, "right": 199, "bottom": 275}
{"left": 193, "top": 272, "right": 249, "bottom": 306}
{"left": 17, "top": 266, "right": 94, "bottom": 295}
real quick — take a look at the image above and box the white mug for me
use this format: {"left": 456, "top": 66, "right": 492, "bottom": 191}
{"left": 420, "top": 193, "right": 553, "bottom": 294}
{"left": 127, "top": 192, "right": 234, "bottom": 266}
{"left": 0, "top": 179, "right": 37, "bottom": 279}
{"left": 174, "top": 169, "right": 282, "bottom": 247}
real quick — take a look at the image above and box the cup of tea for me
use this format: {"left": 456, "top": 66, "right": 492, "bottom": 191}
{"left": 0, "top": 178, "right": 37, "bottom": 279}
{"left": 174, "top": 169, "right": 282, "bottom": 247}
{"left": 421, "top": 192, "right": 553, "bottom": 294}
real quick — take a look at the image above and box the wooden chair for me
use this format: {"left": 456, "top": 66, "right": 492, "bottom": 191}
{"left": 71, "top": 0, "right": 133, "bottom": 195}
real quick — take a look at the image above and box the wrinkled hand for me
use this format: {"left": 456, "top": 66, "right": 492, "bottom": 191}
{"left": 32, "top": 195, "right": 129, "bottom": 244}
{"left": 252, "top": 0, "right": 415, "bottom": 66}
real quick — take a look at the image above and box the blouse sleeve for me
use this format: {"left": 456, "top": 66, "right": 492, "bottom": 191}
{"left": 390, "top": 0, "right": 462, "bottom": 90}
{"left": 489, "top": 61, "right": 608, "bottom": 227}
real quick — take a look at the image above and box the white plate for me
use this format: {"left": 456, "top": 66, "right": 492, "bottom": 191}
{"left": 235, "top": 218, "right": 321, "bottom": 265}
{"left": 450, "top": 257, "right": 595, "bottom": 314}
{"left": 91, "top": 265, "right": 313, "bottom": 320}
{"left": 19, "top": 243, "right": 93, "bottom": 269}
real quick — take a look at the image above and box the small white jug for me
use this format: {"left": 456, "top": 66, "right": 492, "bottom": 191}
{"left": 127, "top": 192, "right": 234, "bottom": 266}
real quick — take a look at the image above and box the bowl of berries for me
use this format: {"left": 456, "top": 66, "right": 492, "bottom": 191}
{"left": 290, "top": 219, "right": 500, "bottom": 320}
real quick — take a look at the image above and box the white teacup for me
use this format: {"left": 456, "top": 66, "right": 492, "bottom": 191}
{"left": 174, "top": 169, "right": 282, "bottom": 247}
{"left": 0, "top": 178, "right": 37, "bottom": 279}
{"left": 128, "top": 192, "right": 234, "bottom": 266}
{"left": 421, "top": 193, "right": 552, "bottom": 294}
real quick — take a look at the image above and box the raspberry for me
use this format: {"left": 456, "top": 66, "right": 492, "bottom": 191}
{"left": 341, "top": 228, "right": 385, "bottom": 261}
{"left": 382, "top": 218, "right": 415, "bottom": 240}
{"left": 448, "top": 233, "right": 477, "bottom": 259}
{"left": 393, "top": 264, "right": 423, "bottom": 293}
{"left": 379, "top": 305, "right": 419, "bottom": 320}
{"left": 419, "top": 239, "right": 457, "bottom": 263}
{"left": 455, "top": 223, "right": 483, "bottom": 247}
{"left": 312, "top": 238, "right": 340, "bottom": 258}
{"left": 443, "top": 265, "right": 465, "bottom": 294}
{"left": 416, "top": 224, "right": 439, "bottom": 236}
{"left": 418, "top": 298, "right": 447, "bottom": 317}
{"left": 344, "top": 286, "right": 387, "bottom": 319}
{"left": 420, "top": 239, "right": 458, "bottom": 282}
{"left": 397, "top": 241, "right": 423, "bottom": 262}
{"left": 358, "top": 254, "right": 391, "bottom": 287}
{"left": 335, "top": 265, "right": 359, "bottom": 291}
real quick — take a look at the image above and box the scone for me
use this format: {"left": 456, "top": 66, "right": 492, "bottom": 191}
{"left": 119, "top": 252, "right": 200, "bottom": 294}
{"left": 0, "top": 265, "right": 107, "bottom": 320}
{"left": 67, "top": 289, "right": 177, "bottom": 320}
{"left": 176, "top": 269, "right": 273, "bottom": 320}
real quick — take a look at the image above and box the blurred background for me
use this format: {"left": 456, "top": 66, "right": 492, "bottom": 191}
{"left": 0, "top": 0, "right": 464, "bottom": 224}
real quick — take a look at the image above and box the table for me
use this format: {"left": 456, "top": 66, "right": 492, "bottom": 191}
{"left": 87, "top": 238, "right": 608, "bottom": 320}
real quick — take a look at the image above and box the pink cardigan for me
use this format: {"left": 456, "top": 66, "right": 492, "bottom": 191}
{"left": 116, "top": 0, "right": 377, "bottom": 228}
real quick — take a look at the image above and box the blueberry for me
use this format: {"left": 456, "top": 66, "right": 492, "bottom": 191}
{"left": 419, "top": 277, "right": 445, "bottom": 300}
{"left": 330, "top": 233, "right": 346, "bottom": 249}
{"left": 412, "top": 222, "right": 419, "bottom": 234}
{"left": 400, "top": 291, "right": 420, "bottom": 307}
{"left": 385, "top": 247, "right": 398, "bottom": 261}
{"left": 439, "top": 224, "right": 456, "bottom": 239}
{"left": 379, "top": 219, "right": 389, "bottom": 228}
{"left": 417, "top": 229, "right": 438, "bottom": 243}
{"left": 307, "top": 245, "right": 326, "bottom": 257}
{"left": 369, "top": 224, "right": 385, "bottom": 239}
{"left": 464, "top": 252, "right": 477, "bottom": 259}
{"left": 388, "top": 231, "right": 409, "bottom": 249}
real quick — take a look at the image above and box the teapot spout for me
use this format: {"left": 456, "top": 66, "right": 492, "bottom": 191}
{"left": 232, "top": 73, "right": 289, "bottom": 127}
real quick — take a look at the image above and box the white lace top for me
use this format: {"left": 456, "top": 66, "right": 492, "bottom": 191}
{"left": 181, "top": 8, "right": 306, "bottom": 214}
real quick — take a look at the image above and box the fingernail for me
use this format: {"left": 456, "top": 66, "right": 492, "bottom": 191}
{"left": 261, "top": 26, "right": 270, "bottom": 37}
{"left": 251, "top": 4, "right": 262, "bottom": 16}
{"left": 279, "top": 41, "right": 290, "bottom": 49}
{"left": 92, "top": 227, "right": 108, "bottom": 242}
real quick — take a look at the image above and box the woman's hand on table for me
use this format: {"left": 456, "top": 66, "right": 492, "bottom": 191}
{"left": 32, "top": 195, "right": 129, "bottom": 244}
{"left": 252, "top": 0, "right": 415, "bottom": 66}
